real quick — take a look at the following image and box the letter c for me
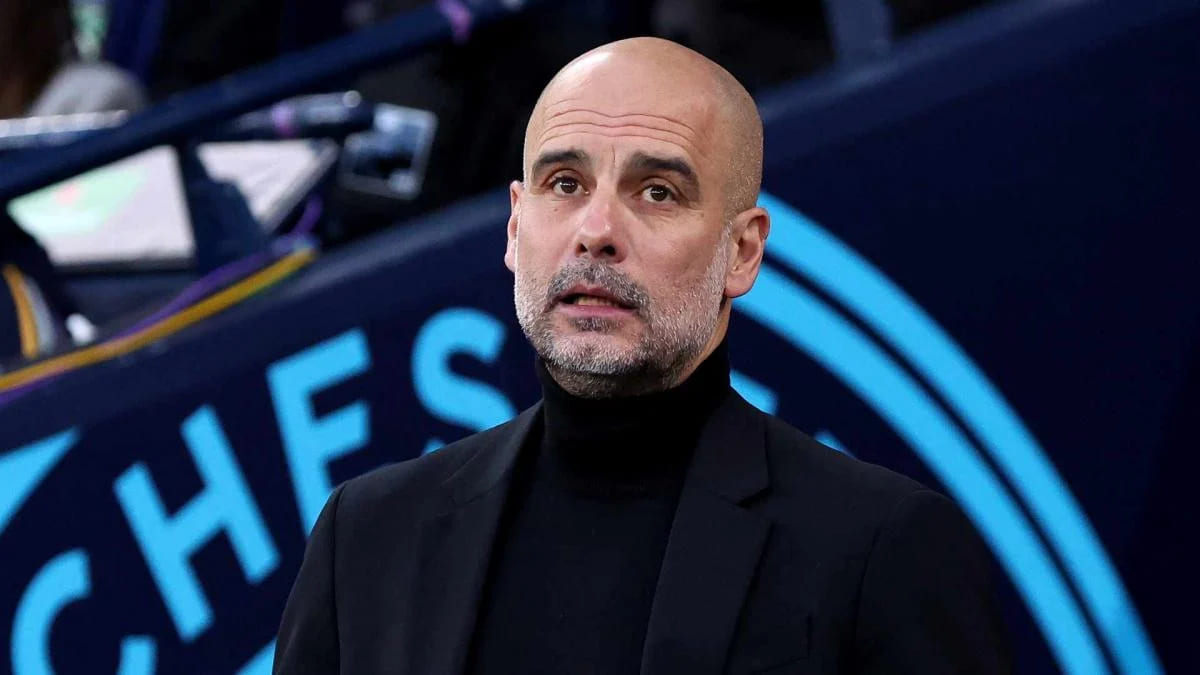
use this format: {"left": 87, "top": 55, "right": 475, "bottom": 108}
{"left": 12, "top": 549, "right": 156, "bottom": 674}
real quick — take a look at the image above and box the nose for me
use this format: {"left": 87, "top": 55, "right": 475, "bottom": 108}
{"left": 572, "top": 192, "right": 626, "bottom": 263}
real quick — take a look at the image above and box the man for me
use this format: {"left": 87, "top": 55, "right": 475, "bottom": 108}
{"left": 274, "top": 38, "right": 1010, "bottom": 674}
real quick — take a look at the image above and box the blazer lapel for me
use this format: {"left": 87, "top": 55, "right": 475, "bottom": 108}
{"left": 641, "top": 393, "right": 773, "bottom": 675}
{"left": 401, "top": 404, "right": 541, "bottom": 674}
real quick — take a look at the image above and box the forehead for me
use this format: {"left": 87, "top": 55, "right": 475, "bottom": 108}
{"left": 528, "top": 62, "right": 724, "bottom": 171}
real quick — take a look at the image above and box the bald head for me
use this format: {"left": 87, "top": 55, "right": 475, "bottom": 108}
{"left": 524, "top": 37, "right": 763, "bottom": 217}
{"left": 508, "top": 38, "right": 771, "bottom": 396}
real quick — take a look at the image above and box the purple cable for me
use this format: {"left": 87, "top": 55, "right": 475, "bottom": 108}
{"left": 114, "top": 195, "right": 322, "bottom": 339}
{"left": 0, "top": 196, "right": 323, "bottom": 407}
{"left": 270, "top": 103, "right": 300, "bottom": 138}
{"left": 0, "top": 379, "right": 32, "bottom": 407}
{"left": 436, "top": 0, "right": 474, "bottom": 43}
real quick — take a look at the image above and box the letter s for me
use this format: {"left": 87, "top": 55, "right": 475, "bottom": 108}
{"left": 412, "top": 308, "right": 517, "bottom": 435}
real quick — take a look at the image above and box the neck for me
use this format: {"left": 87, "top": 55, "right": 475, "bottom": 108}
{"left": 536, "top": 339, "right": 731, "bottom": 452}
{"left": 541, "top": 360, "right": 686, "bottom": 399}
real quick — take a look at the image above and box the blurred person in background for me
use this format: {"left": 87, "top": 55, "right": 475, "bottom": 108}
{"left": 0, "top": 0, "right": 145, "bottom": 118}
{"left": 0, "top": 0, "right": 121, "bottom": 360}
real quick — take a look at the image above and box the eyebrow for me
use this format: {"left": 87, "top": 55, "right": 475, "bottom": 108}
{"left": 627, "top": 152, "right": 700, "bottom": 197}
{"left": 531, "top": 149, "right": 589, "bottom": 180}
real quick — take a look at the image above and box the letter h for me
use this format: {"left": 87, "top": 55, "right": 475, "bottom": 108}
{"left": 114, "top": 405, "right": 278, "bottom": 642}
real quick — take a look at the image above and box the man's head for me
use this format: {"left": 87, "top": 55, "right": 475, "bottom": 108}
{"left": 506, "top": 37, "right": 770, "bottom": 397}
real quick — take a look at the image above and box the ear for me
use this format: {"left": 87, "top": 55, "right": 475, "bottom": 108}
{"left": 504, "top": 180, "right": 522, "bottom": 273}
{"left": 724, "top": 205, "right": 771, "bottom": 299}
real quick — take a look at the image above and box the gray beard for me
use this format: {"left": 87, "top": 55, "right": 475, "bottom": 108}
{"left": 539, "top": 334, "right": 696, "bottom": 398}
{"left": 514, "top": 230, "right": 730, "bottom": 398}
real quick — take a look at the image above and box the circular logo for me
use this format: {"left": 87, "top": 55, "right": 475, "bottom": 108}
{"left": 738, "top": 193, "right": 1159, "bottom": 675}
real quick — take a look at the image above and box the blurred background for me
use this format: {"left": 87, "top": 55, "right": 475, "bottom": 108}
{"left": 1, "top": 0, "right": 1197, "bottom": 673}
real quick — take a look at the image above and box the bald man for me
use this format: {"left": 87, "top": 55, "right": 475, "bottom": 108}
{"left": 274, "top": 39, "right": 1010, "bottom": 674}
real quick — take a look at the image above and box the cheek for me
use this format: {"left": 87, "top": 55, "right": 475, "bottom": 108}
{"left": 644, "top": 238, "right": 716, "bottom": 281}
{"left": 514, "top": 236, "right": 550, "bottom": 279}
{"left": 516, "top": 208, "right": 571, "bottom": 260}
{"left": 637, "top": 239, "right": 724, "bottom": 305}
{"left": 635, "top": 259, "right": 699, "bottom": 310}
{"left": 513, "top": 232, "right": 565, "bottom": 290}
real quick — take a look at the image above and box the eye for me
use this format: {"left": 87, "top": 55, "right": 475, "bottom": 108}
{"left": 641, "top": 184, "right": 675, "bottom": 203}
{"left": 551, "top": 176, "right": 581, "bottom": 196}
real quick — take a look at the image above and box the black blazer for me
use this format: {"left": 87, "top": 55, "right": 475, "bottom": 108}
{"left": 274, "top": 391, "right": 1010, "bottom": 674}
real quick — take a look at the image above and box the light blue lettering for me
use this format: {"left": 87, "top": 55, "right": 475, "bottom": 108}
{"left": 413, "top": 308, "right": 516, "bottom": 434}
{"left": 115, "top": 637, "right": 156, "bottom": 675}
{"left": 0, "top": 429, "right": 78, "bottom": 538}
{"left": 12, "top": 550, "right": 88, "bottom": 675}
{"left": 12, "top": 549, "right": 156, "bottom": 674}
{"left": 235, "top": 640, "right": 276, "bottom": 675}
{"left": 113, "top": 406, "right": 278, "bottom": 642}
{"left": 266, "top": 329, "right": 371, "bottom": 534}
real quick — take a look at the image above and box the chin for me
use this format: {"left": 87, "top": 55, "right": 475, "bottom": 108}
{"left": 558, "top": 322, "right": 635, "bottom": 343}
{"left": 548, "top": 332, "right": 642, "bottom": 374}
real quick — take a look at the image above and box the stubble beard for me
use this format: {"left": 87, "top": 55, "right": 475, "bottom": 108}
{"left": 514, "top": 228, "right": 731, "bottom": 398}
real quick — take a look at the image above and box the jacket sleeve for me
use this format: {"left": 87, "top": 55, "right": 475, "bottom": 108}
{"left": 852, "top": 489, "right": 1012, "bottom": 674}
{"left": 274, "top": 484, "right": 347, "bottom": 674}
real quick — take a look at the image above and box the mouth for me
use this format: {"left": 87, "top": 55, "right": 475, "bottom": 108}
{"left": 559, "top": 293, "right": 635, "bottom": 309}
{"left": 555, "top": 286, "right": 637, "bottom": 314}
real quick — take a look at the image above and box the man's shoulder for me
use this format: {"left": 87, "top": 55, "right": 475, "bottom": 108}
{"left": 757, "top": 407, "right": 934, "bottom": 516}
{"left": 336, "top": 410, "right": 530, "bottom": 518}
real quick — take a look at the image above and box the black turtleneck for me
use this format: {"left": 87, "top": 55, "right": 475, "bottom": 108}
{"left": 464, "top": 342, "right": 732, "bottom": 674}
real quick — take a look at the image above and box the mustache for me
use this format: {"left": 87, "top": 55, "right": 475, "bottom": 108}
{"left": 546, "top": 261, "right": 649, "bottom": 310}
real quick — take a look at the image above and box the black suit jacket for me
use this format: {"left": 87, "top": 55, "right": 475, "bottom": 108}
{"left": 275, "top": 391, "right": 1010, "bottom": 674}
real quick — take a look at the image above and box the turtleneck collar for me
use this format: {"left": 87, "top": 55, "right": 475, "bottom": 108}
{"left": 532, "top": 340, "right": 732, "bottom": 495}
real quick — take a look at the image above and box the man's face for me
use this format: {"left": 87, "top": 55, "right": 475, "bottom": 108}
{"left": 506, "top": 55, "right": 733, "bottom": 392}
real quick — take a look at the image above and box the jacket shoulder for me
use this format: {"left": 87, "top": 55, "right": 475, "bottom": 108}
{"left": 337, "top": 409, "right": 531, "bottom": 519}
{"left": 760, "top": 410, "right": 932, "bottom": 515}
